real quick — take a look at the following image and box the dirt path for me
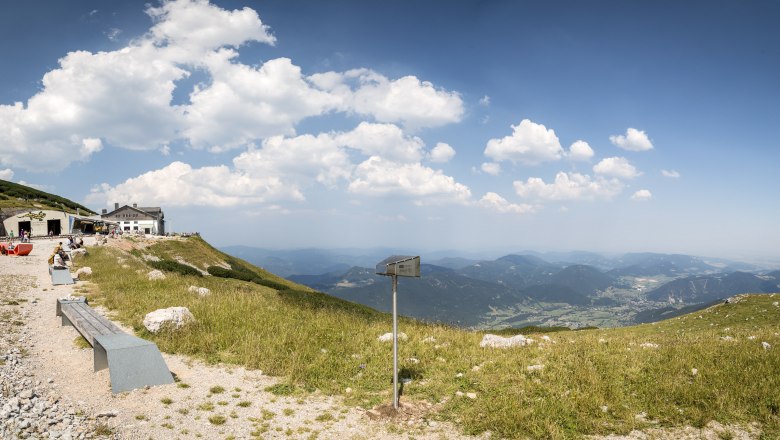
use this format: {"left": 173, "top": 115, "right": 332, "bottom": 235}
{"left": 1, "top": 237, "right": 479, "bottom": 439}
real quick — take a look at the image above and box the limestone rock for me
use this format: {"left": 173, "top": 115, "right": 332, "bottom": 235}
{"left": 143, "top": 307, "right": 195, "bottom": 333}
{"left": 74, "top": 267, "right": 92, "bottom": 278}
{"left": 480, "top": 334, "right": 534, "bottom": 348}
{"left": 378, "top": 332, "right": 408, "bottom": 342}
{"left": 147, "top": 270, "right": 166, "bottom": 281}
{"left": 188, "top": 286, "right": 211, "bottom": 297}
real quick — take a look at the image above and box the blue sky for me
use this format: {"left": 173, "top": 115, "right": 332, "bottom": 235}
{"left": 1, "top": 0, "right": 778, "bottom": 261}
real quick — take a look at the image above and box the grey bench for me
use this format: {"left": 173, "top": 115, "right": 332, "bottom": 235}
{"left": 56, "top": 298, "right": 174, "bottom": 393}
{"left": 49, "top": 266, "right": 74, "bottom": 285}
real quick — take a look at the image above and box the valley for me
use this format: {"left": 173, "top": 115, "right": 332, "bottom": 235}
{"left": 246, "top": 249, "right": 780, "bottom": 330}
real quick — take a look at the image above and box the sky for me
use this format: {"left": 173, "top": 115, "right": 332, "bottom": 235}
{"left": 1, "top": 0, "right": 779, "bottom": 262}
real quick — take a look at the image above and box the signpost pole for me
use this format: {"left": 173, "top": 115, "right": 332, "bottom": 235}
{"left": 392, "top": 274, "right": 399, "bottom": 409}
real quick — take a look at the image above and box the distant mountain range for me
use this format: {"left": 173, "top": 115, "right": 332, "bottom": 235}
{"left": 646, "top": 271, "right": 780, "bottom": 303}
{"left": 224, "top": 245, "right": 779, "bottom": 328}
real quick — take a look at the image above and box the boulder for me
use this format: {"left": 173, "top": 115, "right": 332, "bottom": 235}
{"left": 480, "top": 334, "right": 534, "bottom": 348}
{"left": 378, "top": 332, "right": 408, "bottom": 342}
{"left": 147, "top": 270, "right": 166, "bottom": 281}
{"left": 75, "top": 267, "right": 92, "bottom": 278}
{"left": 188, "top": 285, "right": 211, "bottom": 297}
{"left": 143, "top": 307, "right": 195, "bottom": 333}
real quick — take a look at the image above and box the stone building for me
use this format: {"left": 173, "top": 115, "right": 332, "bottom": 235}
{"left": 1, "top": 209, "right": 112, "bottom": 237}
{"left": 101, "top": 203, "right": 165, "bottom": 235}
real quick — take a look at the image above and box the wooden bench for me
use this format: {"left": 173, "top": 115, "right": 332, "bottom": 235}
{"left": 56, "top": 297, "right": 174, "bottom": 393}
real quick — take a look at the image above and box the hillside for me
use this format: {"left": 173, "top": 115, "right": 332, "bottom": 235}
{"left": 292, "top": 264, "right": 529, "bottom": 327}
{"left": 66, "top": 235, "right": 780, "bottom": 438}
{"left": 646, "top": 271, "right": 780, "bottom": 303}
{"left": 0, "top": 179, "right": 96, "bottom": 216}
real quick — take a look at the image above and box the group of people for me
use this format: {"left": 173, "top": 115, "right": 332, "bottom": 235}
{"left": 5, "top": 229, "right": 31, "bottom": 243}
{"left": 67, "top": 235, "right": 84, "bottom": 249}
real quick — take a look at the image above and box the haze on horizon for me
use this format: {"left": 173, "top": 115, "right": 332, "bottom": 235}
{"left": 1, "top": 0, "right": 778, "bottom": 262}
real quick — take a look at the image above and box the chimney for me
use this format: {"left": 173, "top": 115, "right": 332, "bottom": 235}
{"left": 114, "top": 203, "right": 119, "bottom": 210}
{"left": 133, "top": 203, "right": 137, "bottom": 208}
{"left": 101, "top": 209, "right": 107, "bottom": 215}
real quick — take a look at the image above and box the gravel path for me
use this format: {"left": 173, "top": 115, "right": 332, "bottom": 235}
{"left": 0, "top": 238, "right": 482, "bottom": 440}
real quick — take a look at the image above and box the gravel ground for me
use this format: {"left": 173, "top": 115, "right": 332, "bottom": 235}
{"left": 0, "top": 237, "right": 484, "bottom": 440}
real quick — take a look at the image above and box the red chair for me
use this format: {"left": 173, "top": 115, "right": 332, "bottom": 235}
{"left": 6, "top": 243, "right": 33, "bottom": 256}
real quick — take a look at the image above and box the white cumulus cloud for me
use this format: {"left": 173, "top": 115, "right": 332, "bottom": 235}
{"left": 630, "top": 189, "right": 653, "bottom": 201}
{"left": 335, "top": 122, "right": 424, "bottom": 163}
{"left": 567, "top": 140, "right": 594, "bottom": 161}
{"left": 478, "top": 192, "right": 538, "bottom": 214}
{"left": 146, "top": 0, "right": 276, "bottom": 59}
{"left": 348, "top": 156, "right": 471, "bottom": 203}
{"left": 429, "top": 142, "right": 456, "bottom": 163}
{"left": 484, "top": 119, "right": 564, "bottom": 165}
{"left": 593, "top": 157, "right": 641, "bottom": 179}
{"left": 0, "top": 168, "right": 14, "bottom": 180}
{"left": 513, "top": 172, "right": 624, "bottom": 201}
{"left": 609, "top": 128, "right": 653, "bottom": 151}
{"left": 661, "top": 169, "right": 680, "bottom": 178}
{"left": 311, "top": 69, "right": 464, "bottom": 130}
{"left": 86, "top": 161, "right": 302, "bottom": 208}
{"left": 1, "top": 0, "right": 465, "bottom": 171}
{"left": 481, "top": 162, "right": 501, "bottom": 175}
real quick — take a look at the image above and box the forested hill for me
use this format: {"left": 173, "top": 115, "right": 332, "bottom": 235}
{"left": 0, "top": 179, "right": 96, "bottom": 215}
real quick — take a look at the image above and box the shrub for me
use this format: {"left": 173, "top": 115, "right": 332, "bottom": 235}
{"left": 207, "top": 266, "right": 253, "bottom": 282}
{"left": 207, "top": 266, "right": 288, "bottom": 291}
{"left": 149, "top": 259, "right": 203, "bottom": 277}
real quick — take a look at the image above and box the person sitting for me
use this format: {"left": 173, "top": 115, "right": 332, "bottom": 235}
{"left": 52, "top": 252, "right": 67, "bottom": 269}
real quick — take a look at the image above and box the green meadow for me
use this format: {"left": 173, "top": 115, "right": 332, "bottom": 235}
{"left": 75, "top": 236, "right": 780, "bottom": 439}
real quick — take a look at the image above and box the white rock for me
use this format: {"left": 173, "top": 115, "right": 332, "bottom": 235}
{"left": 455, "top": 373, "right": 464, "bottom": 378}
{"left": 187, "top": 285, "right": 211, "bottom": 296}
{"left": 143, "top": 307, "right": 195, "bottom": 333}
{"left": 466, "top": 392, "right": 477, "bottom": 399}
{"left": 480, "top": 334, "right": 534, "bottom": 348}
{"left": 378, "top": 332, "right": 408, "bottom": 342}
{"left": 74, "top": 267, "right": 92, "bottom": 277}
{"left": 691, "top": 368, "right": 698, "bottom": 376}
{"left": 763, "top": 342, "right": 771, "bottom": 350}
{"left": 407, "top": 357, "right": 420, "bottom": 364}
{"left": 773, "top": 302, "right": 779, "bottom": 307}
{"left": 640, "top": 342, "right": 659, "bottom": 349}
{"left": 527, "top": 364, "right": 544, "bottom": 372}
{"left": 422, "top": 336, "right": 437, "bottom": 344}
{"left": 720, "top": 336, "right": 735, "bottom": 342}
{"left": 147, "top": 270, "right": 166, "bottom": 281}
{"left": 455, "top": 391, "right": 464, "bottom": 397}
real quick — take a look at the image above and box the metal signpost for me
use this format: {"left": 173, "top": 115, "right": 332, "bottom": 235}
{"left": 375, "top": 255, "right": 421, "bottom": 409}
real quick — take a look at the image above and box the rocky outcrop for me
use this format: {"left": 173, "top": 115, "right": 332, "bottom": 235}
{"left": 143, "top": 307, "right": 195, "bottom": 333}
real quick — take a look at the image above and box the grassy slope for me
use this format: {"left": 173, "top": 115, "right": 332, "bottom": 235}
{"left": 76, "top": 237, "right": 780, "bottom": 439}
{"left": 0, "top": 179, "right": 97, "bottom": 215}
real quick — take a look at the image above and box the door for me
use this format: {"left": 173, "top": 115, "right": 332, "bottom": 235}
{"left": 47, "top": 219, "right": 61, "bottom": 236}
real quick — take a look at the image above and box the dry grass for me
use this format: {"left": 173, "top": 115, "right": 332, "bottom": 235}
{"left": 74, "top": 240, "right": 780, "bottom": 439}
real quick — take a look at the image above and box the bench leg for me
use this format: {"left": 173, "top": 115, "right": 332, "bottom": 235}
{"left": 94, "top": 334, "right": 174, "bottom": 393}
{"left": 93, "top": 341, "right": 109, "bottom": 372}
